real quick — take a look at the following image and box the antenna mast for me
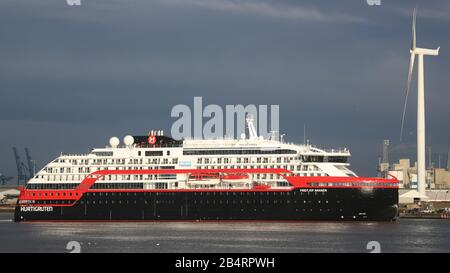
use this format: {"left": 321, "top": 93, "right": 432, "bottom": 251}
{"left": 447, "top": 144, "right": 450, "bottom": 171}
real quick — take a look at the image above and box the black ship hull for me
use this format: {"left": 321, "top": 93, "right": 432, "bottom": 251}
{"left": 15, "top": 188, "right": 398, "bottom": 222}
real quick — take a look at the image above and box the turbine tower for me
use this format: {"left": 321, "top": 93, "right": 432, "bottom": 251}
{"left": 400, "top": 9, "right": 440, "bottom": 197}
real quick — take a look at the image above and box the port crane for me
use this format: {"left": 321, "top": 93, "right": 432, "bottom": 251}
{"left": 0, "top": 173, "right": 14, "bottom": 185}
{"left": 13, "top": 147, "right": 36, "bottom": 185}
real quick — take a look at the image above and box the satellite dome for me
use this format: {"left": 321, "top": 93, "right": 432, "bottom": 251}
{"left": 109, "top": 137, "right": 120, "bottom": 148}
{"left": 124, "top": 135, "right": 134, "bottom": 146}
{"left": 240, "top": 133, "right": 246, "bottom": 140}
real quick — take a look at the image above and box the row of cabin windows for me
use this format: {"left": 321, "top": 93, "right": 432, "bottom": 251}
{"left": 48, "top": 157, "right": 333, "bottom": 173}
{"left": 44, "top": 167, "right": 91, "bottom": 174}
{"left": 33, "top": 173, "right": 177, "bottom": 183}
{"left": 26, "top": 181, "right": 174, "bottom": 190}
{"left": 195, "top": 164, "right": 322, "bottom": 172}
{"left": 33, "top": 171, "right": 324, "bottom": 183}
{"left": 56, "top": 150, "right": 173, "bottom": 165}
{"left": 97, "top": 174, "right": 177, "bottom": 181}
{"left": 183, "top": 149, "right": 297, "bottom": 155}
{"left": 79, "top": 200, "right": 179, "bottom": 205}
{"left": 196, "top": 158, "right": 321, "bottom": 171}
{"left": 91, "top": 183, "right": 144, "bottom": 189}
{"left": 190, "top": 199, "right": 331, "bottom": 205}
{"left": 32, "top": 199, "right": 334, "bottom": 210}
{"left": 74, "top": 202, "right": 334, "bottom": 209}
{"left": 300, "top": 156, "right": 348, "bottom": 163}
{"left": 191, "top": 191, "right": 326, "bottom": 196}
{"left": 197, "top": 157, "right": 295, "bottom": 164}
{"left": 185, "top": 151, "right": 347, "bottom": 163}
{"left": 20, "top": 190, "right": 330, "bottom": 198}
{"left": 26, "top": 183, "right": 146, "bottom": 190}
{"left": 76, "top": 191, "right": 328, "bottom": 198}
{"left": 54, "top": 159, "right": 89, "bottom": 165}
{"left": 27, "top": 183, "right": 78, "bottom": 190}
{"left": 54, "top": 155, "right": 347, "bottom": 166}
{"left": 32, "top": 200, "right": 73, "bottom": 204}
{"left": 47, "top": 158, "right": 177, "bottom": 171}
{"left": 42, "top": 163, "right": 177, "bottom": 175}
{"left": 40, "top": 165, "right": 321, "bottom": 178}
{"left": 25, "top": 191, "right": 79, "bottom": 197}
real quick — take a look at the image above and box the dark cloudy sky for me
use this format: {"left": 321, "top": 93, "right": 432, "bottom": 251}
{"left": 1, "top": 0, "right": 449, "bottom": 179}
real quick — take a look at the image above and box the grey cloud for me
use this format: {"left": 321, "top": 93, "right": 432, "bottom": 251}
{"left": 157, "top": 0, "right": 368, "bottom": 23}
{"left": 0, "top": 0, "right": 449, "bottom": 177}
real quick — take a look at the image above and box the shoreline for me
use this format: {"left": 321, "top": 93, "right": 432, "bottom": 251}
{"left": 399, "top": 213, "right": 450, "bottom": 219}
{"left": 0, "top": 207, "right": 15, "bottom": 213}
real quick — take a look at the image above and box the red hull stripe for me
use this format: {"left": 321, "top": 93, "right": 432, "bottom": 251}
{"left": 17, "top": 168, "right": 398, "bottom": 207}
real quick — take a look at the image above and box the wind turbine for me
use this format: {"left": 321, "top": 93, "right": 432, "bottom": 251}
{"left": 400, "top": 8, "right": 440, "bottom": 197}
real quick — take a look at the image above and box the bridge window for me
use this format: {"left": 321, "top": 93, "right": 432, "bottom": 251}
{"left": 145, "top": 151, "right": 163, "bottom": 156}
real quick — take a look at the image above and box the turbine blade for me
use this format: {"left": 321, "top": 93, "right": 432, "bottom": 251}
{"left": 412, "top": 8, "right": 416, "bottom": 50}
{"left": 400, "top": 53, "right": 415, "bottom": 141}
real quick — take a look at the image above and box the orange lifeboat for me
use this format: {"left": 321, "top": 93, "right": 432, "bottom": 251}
{"left": 188, "top": 173, "right": 221, "bottom": 185}
{"left": 253, "top": 184, "right": 271, "bottom": 190}
{"left": 221, "top": 173, "right": 249, "bottom": 183}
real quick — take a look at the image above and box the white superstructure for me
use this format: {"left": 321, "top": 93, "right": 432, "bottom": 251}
{"left": 26, "top": 119, "right": 355, "bottom": 190}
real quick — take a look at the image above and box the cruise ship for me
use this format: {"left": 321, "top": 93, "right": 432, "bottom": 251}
{"left": 14, "top": 118, "right": 398, "bottom": 221}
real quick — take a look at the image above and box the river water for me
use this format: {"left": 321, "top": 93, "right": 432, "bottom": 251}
{"left": 0, "top": 212, "right": 449, "bottom": 253}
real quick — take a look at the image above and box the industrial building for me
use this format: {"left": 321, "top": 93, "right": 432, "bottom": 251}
{"left": 378, "top": 140, "right": 450, "bottom": 205}
{"left": 388, "top": 158, "right": 450, "bottom": 189}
